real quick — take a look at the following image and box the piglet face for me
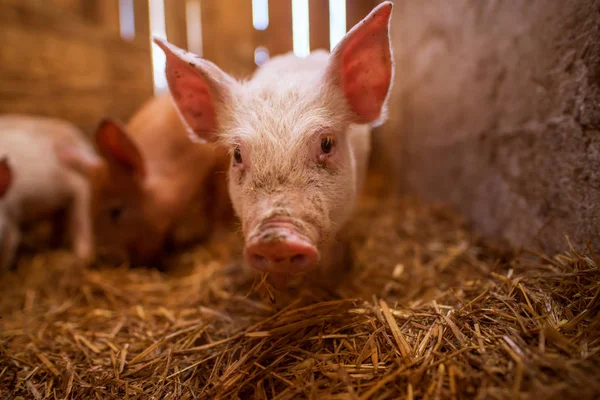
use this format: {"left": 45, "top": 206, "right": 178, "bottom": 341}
{"left": 58, "top": 120, "right": 166, "bottom": 265}
{"left": 92, "top": 120, "right": 169, "bottom": 265}
{"left": 91, "top": 169, "right": 165, "bottom": 266}
{"left": 225, "top": 103, "right": 358, "bottom": 279}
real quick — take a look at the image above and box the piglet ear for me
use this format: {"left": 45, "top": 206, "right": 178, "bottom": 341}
{"left": 153, "top": 38, "right": 237, "bottom": 143}
{"left": 0, "top": 158, "right": 12, "bottom": 198}
{"left": 325, "top": 1, "right": 394, "bottom": 126}
{"left": 94, "top": 119, "right": 146, "bottom": 178}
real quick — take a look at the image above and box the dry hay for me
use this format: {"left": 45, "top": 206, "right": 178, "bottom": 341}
{"left": 1, "top": 185, "right": 599, "bottom": 399}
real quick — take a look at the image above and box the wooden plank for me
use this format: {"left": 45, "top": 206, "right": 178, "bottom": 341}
{"left": 265, "top": 0, "right": 293, "bottom": 57}
{"left": 48, "top": 0, "right": 85, "bottom": 17}
{"left": 165, "top": 0, "right": 188, "bottom": 49}
{"left": 133, "top": 0, "right": 151, "bottom": 39}
{"left": 309, "top": 0, "right": 330, "bottom": 52}
{"left": 0, "top": 0, "right": 153, "bottom": 135}
{"left": 200, "top": 0, "right": 257, "bottom": 78}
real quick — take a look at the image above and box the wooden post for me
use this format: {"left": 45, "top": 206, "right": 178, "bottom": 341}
{"left": 200, "top": 0, "right": 257, "bottom": 78}
{"left": 165, "top": 0, "right": 188, "bottom": 50}
{"left": 133, "top": 0, "right": 151, "bottom": 39}
{"left": 309, "top": 0, "right": 330, "bottom": 52}
{"left": 264, "top": 0, "right": 293, "bottom": 57}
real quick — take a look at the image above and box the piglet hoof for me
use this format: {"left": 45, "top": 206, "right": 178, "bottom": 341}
{"left": 73, "top": 245, "right": 95, "bottom": 267}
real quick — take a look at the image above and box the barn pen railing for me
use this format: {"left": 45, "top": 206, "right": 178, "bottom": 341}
{"left": 45, "top": 0, "right": 381, "bottom": 93}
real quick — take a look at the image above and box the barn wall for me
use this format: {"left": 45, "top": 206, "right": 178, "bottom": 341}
{"left": 382, "top": 0, "right": 600, "bottom": 252}
{"left": 0, "top": 0, "right": 153, "bottom": 135}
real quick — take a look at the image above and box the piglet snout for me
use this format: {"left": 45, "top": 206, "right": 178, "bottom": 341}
{"left": 245, "top": 228, "right": 319, "bottom": 274}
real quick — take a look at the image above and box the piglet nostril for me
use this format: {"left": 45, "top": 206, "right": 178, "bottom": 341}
{"left": 250, "top": 253, "right": 269, "bottom": 270}
{"left": 290, "top": 254, "right": 308, "bottom": 269}
{"left": 244, "top": 229, "right": 320, "bottom": 274}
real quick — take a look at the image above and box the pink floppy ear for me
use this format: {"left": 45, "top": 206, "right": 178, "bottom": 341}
{"left": 153, "top": 38, "right": 237, "bottom": 143}
{"left": 0, "top": 158, "right": 13, "bottom": 198}
{"left": 94, "top": 119, "right": 146, "bottom": 178}
{"left": 325, "top": 1, "right": 394, "bottom": 125}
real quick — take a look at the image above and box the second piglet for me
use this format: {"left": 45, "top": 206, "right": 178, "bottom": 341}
{"left": 155, "top": 2, "right": 394, "bottom": 288}
{"left": 0, "top": 115, "right": 96, "bottom": 271}
{"left": 59, "top": 93, "right": 233, "bottom": 265}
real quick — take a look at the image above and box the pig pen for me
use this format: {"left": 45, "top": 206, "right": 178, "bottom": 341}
{"left": 1, "top": 0, "right": 600, "bottom": 399}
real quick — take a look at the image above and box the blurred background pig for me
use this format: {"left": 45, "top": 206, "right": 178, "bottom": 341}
{"left": 0, "top": 115, "right": 96, "bottom": 271}
{"left": 59, "top": 93, "right": 233, "bottom": 266}
{"left": 156, "top": 2, "right": 394, "bottom": 288}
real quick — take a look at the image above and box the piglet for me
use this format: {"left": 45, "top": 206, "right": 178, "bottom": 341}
{"left": 0, "top": 115, "right": 95, "bottom": 271}
{"left": 58, "top": 93, "right": 233, "bottom": 265}
{"left": 154, "top": 2, "right": 394, "bottom": 288}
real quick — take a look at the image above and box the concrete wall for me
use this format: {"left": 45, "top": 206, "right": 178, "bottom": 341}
{"left": 384, "top": 0, "right": 600, "bottom": 252}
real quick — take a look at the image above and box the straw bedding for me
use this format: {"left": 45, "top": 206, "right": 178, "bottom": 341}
{"left": 1, "top": 177, "right": 599, "bottom": 399}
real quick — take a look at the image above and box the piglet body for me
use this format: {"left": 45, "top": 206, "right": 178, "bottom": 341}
{"left": 60, "top": 93, "right": 232, "bottom": 265}
{"left": 0, "top": 115, "right": 95, "bottom": 270}
{"left": 156, "top": 2, "right": 394, "bottom": 288}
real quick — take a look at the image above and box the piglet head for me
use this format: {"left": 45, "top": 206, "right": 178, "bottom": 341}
{"left": 155, "top": 1, "right": 394, "bottom": 287}
{"left": 58, "top": 120, "right": 165, "bottom": 265}
{"left": 0, "top": 158, "right": 12, "bottom": 198}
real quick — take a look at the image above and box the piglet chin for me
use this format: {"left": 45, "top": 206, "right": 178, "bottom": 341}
{"left": 267, "top": 272, "right": 292, "bottom": 291}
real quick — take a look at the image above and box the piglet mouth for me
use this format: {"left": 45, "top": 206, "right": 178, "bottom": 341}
{"left": 244, "top": 218, "right": 320, "bottom": 276}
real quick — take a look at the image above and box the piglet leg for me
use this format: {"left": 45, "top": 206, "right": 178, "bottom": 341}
{"left": 66, "top": 174, "right": 94, "bottom": 264}
{"left": 0, "top": 221, "right": 20, "bottom": 271}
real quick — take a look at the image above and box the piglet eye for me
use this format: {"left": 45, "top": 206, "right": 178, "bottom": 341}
{"left": 109, "top": 206, "right": 123, "bottom": 222}
{"left": 233, "top": 146, "right": 243, "bottom": 164}
{"left": 321, "top": 136, "right": 334, "bottom": 154}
